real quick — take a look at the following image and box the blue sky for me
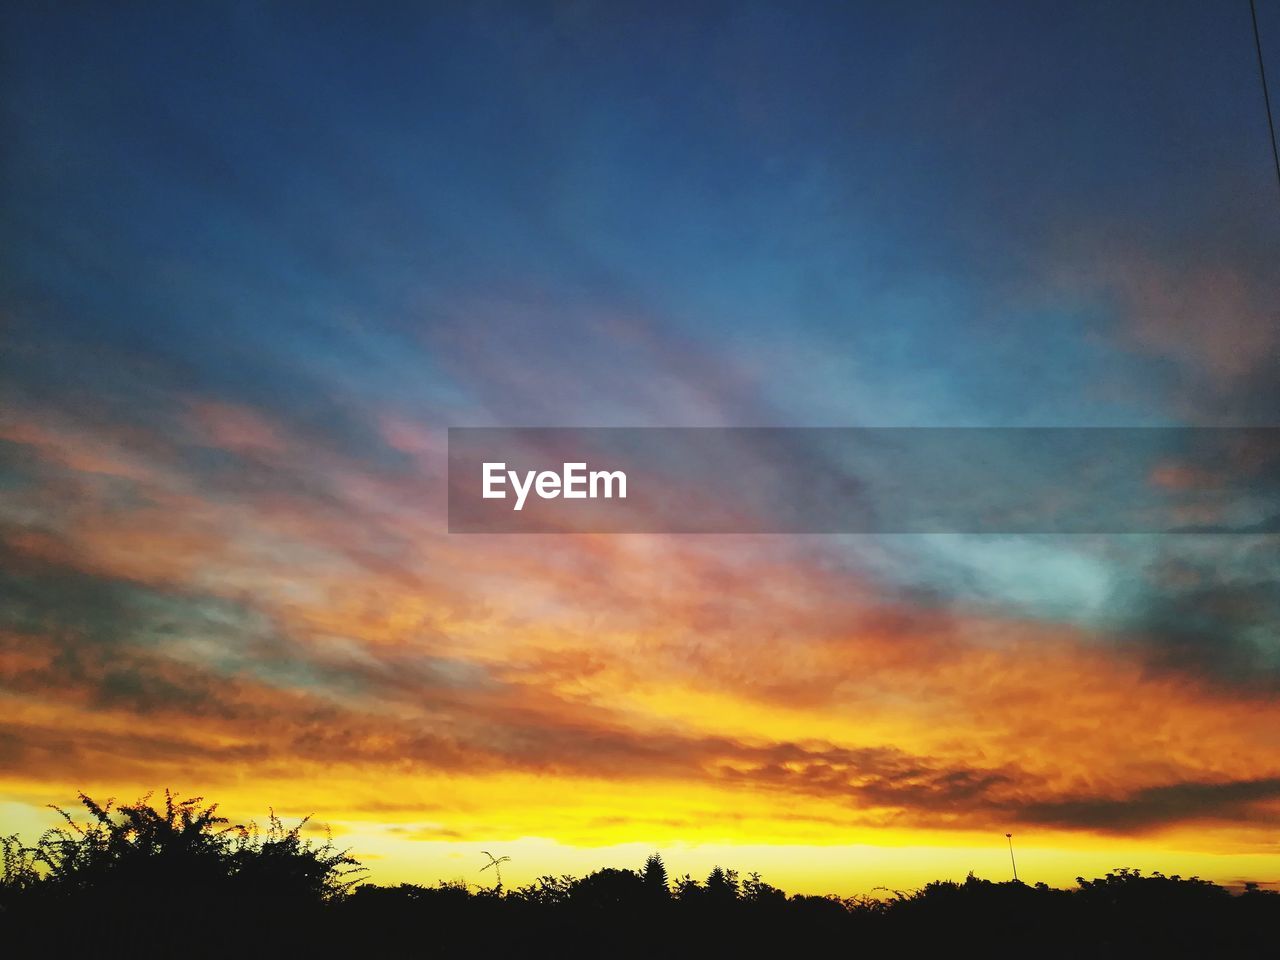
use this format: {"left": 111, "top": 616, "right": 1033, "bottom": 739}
{"left": 5, "top": 1, "right": 1277, "bottom": 436}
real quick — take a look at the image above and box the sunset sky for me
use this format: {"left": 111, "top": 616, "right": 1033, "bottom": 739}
{"left": 3, "top": 2, "right": 1280, "bottom": 895}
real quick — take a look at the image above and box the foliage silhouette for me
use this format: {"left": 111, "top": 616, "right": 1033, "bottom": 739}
{"left": 641, "top": 851, "right": 669, "bottom": 897}
{"left": 1, "top": 790, "right": 364, "bottom": 955}
{"left": 3, "top": 790, "right": 1279, "bottom": 957}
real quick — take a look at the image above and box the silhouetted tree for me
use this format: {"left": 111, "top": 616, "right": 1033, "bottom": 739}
{"left": 704, "top": 865, "right": 739, "bottom": 903}
{"left": 569, "top": 867, "right": 646, "bottom": 910}
{"left": 514, "top": 873, "right": 575, "bottom": 906}
{"left": 642, "top": 852, "right": 670, "bottom": 897}
{"left": 674, "top": 872, "right": 701, "bottom": 901}
{"left": 741, "top": 870, "right": 785, "bottom": 905}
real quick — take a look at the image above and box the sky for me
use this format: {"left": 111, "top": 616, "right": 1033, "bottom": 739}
{"left": 2, "top": 1, "right": 1280, "bottom": 894}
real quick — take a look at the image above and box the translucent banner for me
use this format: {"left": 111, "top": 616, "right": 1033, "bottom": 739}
{"left": 448, "top": 428, "right": 1280, "bottom": 534}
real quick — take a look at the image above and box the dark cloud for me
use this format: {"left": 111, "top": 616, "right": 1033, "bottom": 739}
{"left": 0, "top": 719, "right": 268, "bottom": 780}
{"left": 1019, "top": 778, "right": 1280, "bottom": 833}
{"left": 716, "top": 741, "right": 1015, "bottom": 815}
{"left": 0, "top": 537, "right": 275, "bottom": 655}
{"left": 1112, "top": 545, "right": 1280, "bottom": 691}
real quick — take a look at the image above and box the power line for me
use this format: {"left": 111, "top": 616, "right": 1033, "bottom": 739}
{"left": 1251, "top": 0, "right": 1280, "bottom": 197}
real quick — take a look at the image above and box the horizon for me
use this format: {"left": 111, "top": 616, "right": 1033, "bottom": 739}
{"left": 3, "top": 2, "right": 1280, "bottom": 900}
{"left": 8, "top": 787, "right": 1277, "bottom": 899}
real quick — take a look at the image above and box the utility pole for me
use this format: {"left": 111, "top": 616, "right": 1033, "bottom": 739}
{"left": 1006, "top": 833, "right": 1018, "bottom": 882}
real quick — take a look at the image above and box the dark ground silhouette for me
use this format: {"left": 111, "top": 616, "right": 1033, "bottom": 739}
{"left": 2, "top": 792, "right": 1277, "bottom": 957}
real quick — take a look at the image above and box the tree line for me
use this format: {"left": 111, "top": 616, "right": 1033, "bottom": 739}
{"left": 2, "top": 791, "right": 1277, "bottom": 957}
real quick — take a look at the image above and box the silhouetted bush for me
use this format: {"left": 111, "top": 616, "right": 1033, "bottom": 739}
{"left": 0, "top": 790, "right": 363, "bottom": 955}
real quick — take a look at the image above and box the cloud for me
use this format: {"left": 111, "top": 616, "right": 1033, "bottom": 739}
{"left": 1107, "top": 543, "right": 1280, "bottom": 689}
{"left": 6, "top": 385, "right": 1280, "bottom": 848}
{"left": 1020, "top": 778, "right": 1280, "bottom": 833}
